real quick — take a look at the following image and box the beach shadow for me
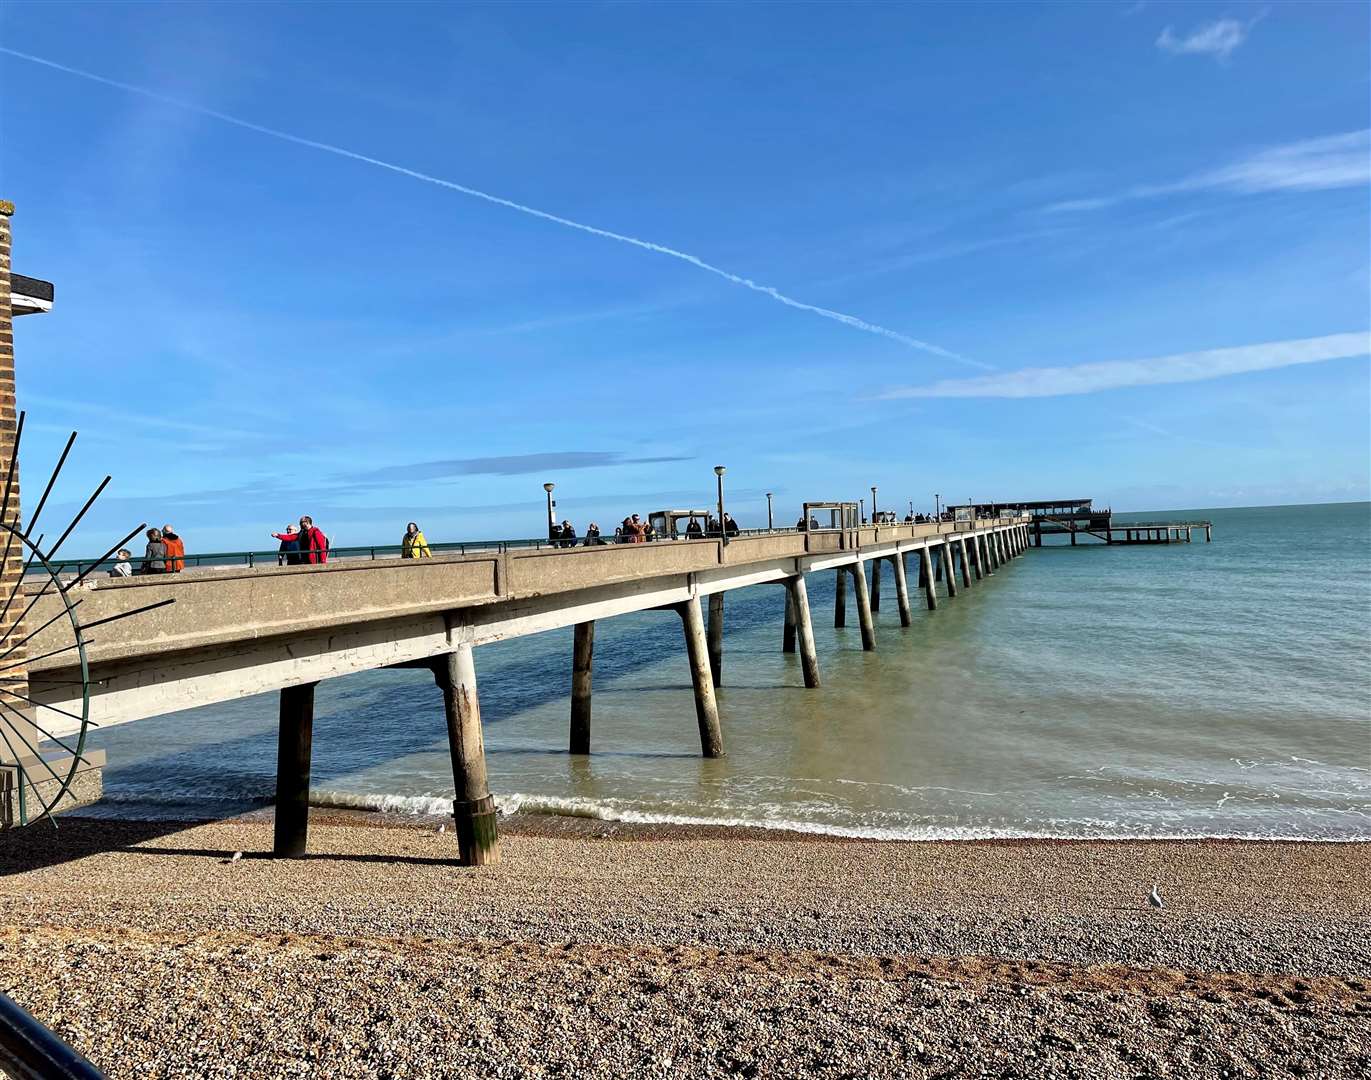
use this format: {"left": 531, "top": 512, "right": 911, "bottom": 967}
{"left": 120, "top": 845, "right": 460, "bottom": 868}
{"left": 0, "top": 817, "right": 215, "bottom": 877}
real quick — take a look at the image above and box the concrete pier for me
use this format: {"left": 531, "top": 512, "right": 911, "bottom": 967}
{"left": 850, "top": 563, "right": 876, "bottom": 650}
{"left": 958, "top": 537, "right": 972, "bottom": 587}
{"left": 434, "top": 645, "right": 499, "bottom": 866}
{"left": 919, "top": 547, "right": 938, "bottom": 611}
{"left": 678, "top": 596, "right": 725, "bottom": 758}
{"left": 707, "top": 592, "right": 724, "bottom": 687}
{"left": 570, "top": 621, "right": 593, "bottom": 755}
{"left": 870, "top": 557, "right": 882, "bottom": 613}
{"left": 834, "top": 566, "right": 847, "bottom": 628}
{"left": 941, "top": 542, "right": 958, "bottom": 598}
{"left": 786, "top": 575, "right": 821, "bottom": 688}
{"left": 272, "top": 682, "right": 316, "bottom": 858}
{"left": 891, "top": 554, "right": 912, "bottom": 627}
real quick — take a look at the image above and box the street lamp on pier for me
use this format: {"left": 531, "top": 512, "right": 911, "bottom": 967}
{"left": 859, "top": 497, "right": 865, "bottom": 524}
{"left": 870, "top": 486, "right": 878, "bottom": 521}
{"left": 766, "top": 492, "right": 773, "bottom": 531}
{"left": 543, "top": 482, "right": 556, "bottom": 541}
{"left": 934, "top": 493, "right": 941, "bottom": 520}
{"left": 714, "top": 465, "right": 728, "bottom": 545}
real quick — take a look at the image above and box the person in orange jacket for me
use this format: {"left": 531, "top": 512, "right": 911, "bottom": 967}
{"left": 161, "top": 524, "right": 186, "bottom": 572}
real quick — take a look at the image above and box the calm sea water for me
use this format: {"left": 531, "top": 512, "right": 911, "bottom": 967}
{"left": 76, "top": 503, "right": 1371, "bottom": 840}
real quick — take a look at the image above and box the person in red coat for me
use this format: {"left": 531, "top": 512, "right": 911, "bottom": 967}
{"left": 297, "top": 515, "right": 329, "bottom": 564}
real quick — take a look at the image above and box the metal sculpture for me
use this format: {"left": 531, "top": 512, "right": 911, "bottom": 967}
{"left": 0, "top": 412, "right": 171, "bottom": 826}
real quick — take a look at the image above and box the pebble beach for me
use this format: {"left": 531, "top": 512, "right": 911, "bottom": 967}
{"left": 0, "top": 813, "right": 1367, "bottom": 1078}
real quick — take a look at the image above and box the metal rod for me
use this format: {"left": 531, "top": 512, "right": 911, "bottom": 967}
{"left": 22, "top": 431, "right": 76, "bottom": 541}
{"left": 43, "top": 476, "right": 110, "bottom": 560}
{"left": 0, "top": 597, "right": 84, "bottom": 665}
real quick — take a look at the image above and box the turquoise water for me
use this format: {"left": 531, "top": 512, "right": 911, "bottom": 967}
{"left": 79, "top": 503, "right": 1371, "bottom": 839}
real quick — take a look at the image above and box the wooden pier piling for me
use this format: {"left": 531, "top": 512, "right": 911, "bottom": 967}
{"left": 707, "top": 592, "right": 724, "bottom": 686}
{"left": 273, "top": 681, "right": 317, "bottom": 858}
{"left": 570, "top": 621, "right": 594, "bottom": 755}
{"left": 434, "top": 645, "right": 500, "bottom": 865}
{"left": 851, "top": 563, "right": 877, "bottom": 649}
{"left": 678, "top": 596, "right": 725, "bottom": 758}
{"left": 891, "top": 554, "right": 912, "bottom": 627}
{"left": 787, "top": 575, "right": 821, "bottom": 688}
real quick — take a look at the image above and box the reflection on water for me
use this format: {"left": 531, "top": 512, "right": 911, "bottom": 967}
{"left": 81, "top": 504, "right": 1371, "bottom": 839}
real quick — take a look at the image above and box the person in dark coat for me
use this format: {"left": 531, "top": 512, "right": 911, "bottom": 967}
{"left": 271, "top": 524, "right": 302, "bottom": 566}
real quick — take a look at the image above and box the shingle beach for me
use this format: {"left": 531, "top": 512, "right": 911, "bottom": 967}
{"left": 1, "top": 814, "right": 1367, "bottom": 1078}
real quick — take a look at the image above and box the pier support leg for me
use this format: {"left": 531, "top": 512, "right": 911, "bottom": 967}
{"left": 919, "top": 547, "right": 938, "bottom": 610}
{"left": 870, "top": 557, "right": 882, "bottom": 612}
{"left": 678, "top": 596, "right": 725, "bottom": 757}
{"left": 1035, "top": 520, "right": 1042, "bottom": 547}
{"left": 1205, "top": 526, "right": 1212, "bottom": 542}
{"left": 273, "top": 682, "right": 316, "bottom": 858}
{"left": 941, "top": 542, "right": 958, "bottom": 598}
{"left": 959, "top": 538, "right": 972, "bottom": 587}
{"left": 782, "top": 588, "right": 797, "bottom": 654}
{"left": 971, "top": 537, "right": 984, "bottom": 581}
{"left": 982, "top": 535, "right": 995, "bottom": 574}
{"left": 434, "top": 645, "right": 499, "bottom": 866}
{"left": 570, "top": 621, "right": 594, "bottom": 755}
{"left": 851, "top": 563, "right": 877, "bottom": 650}
{"left": 834, "top": 566, "right": 847, "bottom": 628}
{"left": 707, "top": 592, "right": 724, "bottom": 686}
{"left": 891, "top": 554, "right": 912, "bottom": 626}
{"left": 787, "top": 575, "right": 821, "bottom": 688}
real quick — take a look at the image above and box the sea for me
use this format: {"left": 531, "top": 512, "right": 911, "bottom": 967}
{"left": 73, "top": 502, "right": 1371, "bottom": 841}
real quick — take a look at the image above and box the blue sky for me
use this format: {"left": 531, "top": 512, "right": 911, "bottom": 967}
{"left": 1, "top": 0, "right": 1367, "bottom": 552}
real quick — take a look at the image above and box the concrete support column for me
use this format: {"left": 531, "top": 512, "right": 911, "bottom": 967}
{"left": 782, "top": 588, "right": 796, "bottom": 654}
{"left": 273, "top": 681, "right": 316, "bottom": 858}
{"left": 958, "top": 537, "right": 972, "bottom": 587}
{"left": 707, "top": 592, "right": 724, "bottom": 686}
{"left": 786, "top": 575, "right": 821, "bottom": 688}
{"left": 970, "top": 536, "right": 984, "bottom": 580}
{"left": 434, "top": 645, "right": 499, "bottom": 865}
{"left": 850, "top": 563, "right": 876, "bottom": 650}
{"left": 941, "top": 542, "right": 958, "bottom": 598}
{"left": 570, "top": 621, "right": 593, "bottom": 755}
{"left": 834, "top": 566, "right": 847, "bottom": 627}
{"left": 982, "top": 534, "right": 995, "bottom": 574}
{"left": 1205, "top": 525, "right": 1212, "bottom": 542}
{"left": 870, "top": 557, "right": 882, "bottom": 613}
{"left": 919, "top": 547, "right": 938, "bottom": 611}
{"left": 891, "top": 553, "right": 912, "bottom": 627}
{"left": 678, "top": 596, "right": 725, "bottom": 757}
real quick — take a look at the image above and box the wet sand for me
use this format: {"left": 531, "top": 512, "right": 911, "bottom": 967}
{"left": 1, "top": 814, "right": 1367, "bottom": 1078}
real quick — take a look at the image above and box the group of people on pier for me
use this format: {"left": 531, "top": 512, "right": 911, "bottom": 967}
{"left": 550, "top": 512, "right": 741, "bottom": 547}
{"left": 109, "top": 525, "right": 187, "bottom": 577}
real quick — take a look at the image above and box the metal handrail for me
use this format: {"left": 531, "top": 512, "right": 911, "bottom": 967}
{"left": 35, "top": 518, "right": 1025, "bottom": 578}
{"left": 0, "top": 992, "right": 104, "bottom": 1080}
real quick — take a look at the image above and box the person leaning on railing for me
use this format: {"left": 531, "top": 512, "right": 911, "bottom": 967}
{"left": 137, "top": 528, "right": 167, "bottom": 575}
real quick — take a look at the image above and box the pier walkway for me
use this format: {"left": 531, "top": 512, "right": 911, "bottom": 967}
{"left": 26, "top": 517, "right": 1031, "bottom": 863}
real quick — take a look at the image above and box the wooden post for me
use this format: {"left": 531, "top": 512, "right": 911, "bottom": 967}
{"left": 434, "top": 645, "right": 499, "bottom": 865}
{"left": 782, "top": 587, "right": 797, "bottom": 653}
{"left": 870, "top": 557, "right": 882, "bottom": 612}
{"left": 678, "top": 596, "right": 725, "bottom": 757}
{"left": 1205, "top": 525, "right": 1212, "bottom": 542}
{"left": 941, "top": 542, "right": 958, "bottom": 597}
{"left": 273, "top": 682, "right": 316, "bottom": 858}
{"left": 1070, "top": 528, "right": 1077, "bottom": 547}
{"left": 919, "top": 547, "right": 938, "bottom": 610}
{"left": 707, "top": 592, "right": 724, "bottom": 686}
{"left": 787, "top": 575, "right": 821, "bottom": 688}
{"left": 891, "top": 553, "right": 912, "bottom": 627}
{"left": 850, "top": 563, "right": 876, "bottom": 650}
{"left": 570, "top": 621, "right": 594, "bottom": 755}
{"left": 834, "top": 565, "right": 847, "bottom": 627}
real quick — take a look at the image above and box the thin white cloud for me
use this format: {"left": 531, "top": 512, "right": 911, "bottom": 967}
{"left": 0, "top": 47, "right": 982, "bottom": 369}
{"left": 878, "top": 332, "right": 1370, "bottom": 400}
{"left": 1048, "top": 130, "right": 1371, "bottom": 212}
{"left": 1156, "top": 18, "right": 1254, "bottom": 61}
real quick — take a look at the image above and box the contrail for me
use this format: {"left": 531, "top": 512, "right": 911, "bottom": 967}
{"left": 1, "top": 47, "right": 986, "bottom": 369}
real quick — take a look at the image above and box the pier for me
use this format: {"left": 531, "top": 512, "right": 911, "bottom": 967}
{"left": 24, "top": 516, "right": 1032, "bottom": 863}
{"left": 950, "top": 500, "right": 1214, "bottom": 547}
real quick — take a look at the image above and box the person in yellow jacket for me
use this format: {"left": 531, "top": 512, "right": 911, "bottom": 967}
{"left": 401, "top": 521, "right": 432, "bottom": 558}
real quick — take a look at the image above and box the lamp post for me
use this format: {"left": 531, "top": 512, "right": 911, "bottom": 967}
{"left": 765, "top": 492, "right": 773, "bottom": 531}
{"left": 859, "top": 497, "right": 865, "bottom": 524}
{"left": 870, "top": 485, "right": 878, "bottom": 522}
{"left": 543, "top": 482, "right": 556, "bottom": 541}
{"left": 714, "top": 465, "right": 728, "bottom": 545}
{"left": 934, "top": 493, "right": 941, "bottom": 520}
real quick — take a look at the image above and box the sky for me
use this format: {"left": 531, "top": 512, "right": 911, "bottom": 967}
{"left": 0, "top": 0, "right": 1368, "bottom": 552}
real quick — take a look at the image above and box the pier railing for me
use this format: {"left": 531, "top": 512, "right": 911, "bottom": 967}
{"left": 0, "top": 992, "right": 104, "bottom": 1079}
{"left": 39, "top": 519, "right": 1008, "bottom": 578}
